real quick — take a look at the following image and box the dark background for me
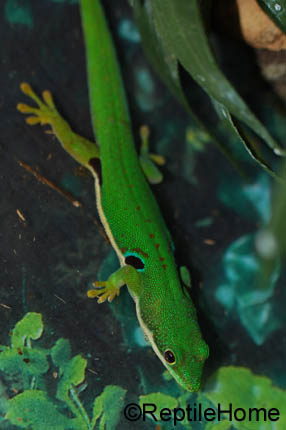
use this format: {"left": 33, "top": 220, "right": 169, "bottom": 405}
{"left": 1, "top": 1, "right": 286, "bottom": 428}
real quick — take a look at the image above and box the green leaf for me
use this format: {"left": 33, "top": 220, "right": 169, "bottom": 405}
{"left": 215, "top": 233, "right": 281, "bottom": 345}
{"left": 6, "top": 390, "right": 75, "bottom": 430}
{"left": 133, "top": 0, "right": 250, "bottom": 177}
{"left": 269, "top": 163, "right": 286, "bottom": 256}
{"left": 0, "top": 345, "right": 9, "bottom": 352}
{"left": 91, "top": 396, "right": 103, "bottom": 429}
{"left": 99, "top": 416, "right": 106, "bottom": 430}
{"left": 139, "top": 155, "right": 163, "bottom": 184}
{"left": 151, "top": 0, "right": 285, "bottom": 157}
{"left": 133, "top": 0, "right": 191, "bottom": 111}
{"left": 51, "top": 338, "right": 71, "bottom": 374}
{"left": 11, "top": 312, "right": 43, "bottom": 348}
{"left": 257, "top": 0, "right": 286, "bottom": 32}
{"left": 92, "top": 385, "right": 126, "bottom": 430}
{"left": 218, "top": 172, "right": 272, "bottom": 223}
{"left": 205, "top": 420, "right": 232, "bottom": 430}
{"left": 212, "top": 99, "right": 284, "bottom": 182}
{"left": 139, "top": 392, "right": 178, "bottom": 421}
{"left": 179, "top": 266, "right": 191, "bottom": 288}
{"left": 56, "top": 355, "right": 87, "bottom": 402}
{"left": 204, "top": 366, "right": 286, "bottom": 430}
{"left": 0, "top": 347, "right": 49, "bottom": 377}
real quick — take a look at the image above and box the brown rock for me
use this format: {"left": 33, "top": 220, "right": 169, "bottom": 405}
{"left": 235, "top": 0, "right": 286, "bottom": 51}
{"left": 256, "top": 49, "right": 286, "bottom": 99}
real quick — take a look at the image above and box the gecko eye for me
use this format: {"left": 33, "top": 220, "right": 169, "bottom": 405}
{"left": 164, "top": 350, "right": 176, "bottom": 365}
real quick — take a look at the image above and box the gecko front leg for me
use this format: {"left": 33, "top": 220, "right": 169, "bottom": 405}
{"left": 87, "top": 264, "right": 142, "bottom": 303}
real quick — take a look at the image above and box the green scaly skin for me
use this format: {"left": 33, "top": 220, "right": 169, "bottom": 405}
{"left": 17, "top": 0, "right": 209, "bottom": 391}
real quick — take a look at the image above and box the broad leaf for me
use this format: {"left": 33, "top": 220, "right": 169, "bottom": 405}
{"left": 133, "top": 0, "right": 253, "bottom": 176}
{"left": 11, "top": 313, "right": 43, "bottom": 348}
{"left": 91, "top": 385, "right": 126, "bottom": 430}
{"left": 204, "top": 367, "right": 286, "bottom": 430}
{"left": 56, "top": 355, "right": 87, "bottom": 402}
{"left": 0, "top": 347, "right": 49, "bottom": 377}
{"left": 51, "top": 338, "right": 71, "bottom": 374}
{"left": 151, "top": 0, "right": 285, "bottom": 156}
{"left": 139, "top": 392, "right": 178, "bottom": 421}
{"left": 6, "top": 390, "right": 75, "bottom": 430}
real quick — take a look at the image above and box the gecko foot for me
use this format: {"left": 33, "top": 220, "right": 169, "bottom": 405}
{"left": 17, "top": 82, "right": 59, "bottom": 127}
{"left": 139, "top": 125, "right": 165, "bottom": 184}
{"left": 87, "top": 280, "right": 120, "bottom": 303}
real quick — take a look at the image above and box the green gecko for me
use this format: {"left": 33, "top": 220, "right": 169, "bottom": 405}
{"left": 17, "top": 0, "right": 209, "bottom": 391}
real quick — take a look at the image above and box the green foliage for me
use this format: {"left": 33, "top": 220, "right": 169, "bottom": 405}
{"left": 205, "top": 420, "right": 232, "bottom": 430}
{"left": 0, "top": 313, "right": 49, "bottom": 390}
{"left": 139, "top": 392, "right": 178, "bottom": 420}
{"left": 0, "top": 347, "right": 49, "bottom": 379}
{"left": 91, "top": 385, "right": 126, "bottom": 430}
{"left": 132, "top": 0, "right": 240, "bottom": 170}
{"left": 56, "top": 355, "right": 87, "bottom": 403}
{"left": 266, "top": 163, "right": 286, "bottom": 260}
{"left": 204, "top": 366, "right": 286, "bottom": 430}
{"left": 215, "top": 233, "right": 281, "bottom": 345}
{"left": 6, "top": 390, "right": 76, "bottom": 430}
{"left": 2, "top": 316, "right": 285, "bottom": 429}
{"left": 218, "top": 173, "right": 271, "bottom": 223}
{"left": 141, "top": 367, "right": 286, "bottom": 429}
{"left": 131, "top": 0, "right": 286, "bottom": 180}
{"left": 179, "top": 266, "right": 191, "bottom": 288}
{"left": 0, "top": 313, "right": 126, "bottom": 430}
{"left": 51, "top": 338, "right": 72, "bottom": 374}
{"left": 11, "top": 312, "right": 43, "bottom": 348}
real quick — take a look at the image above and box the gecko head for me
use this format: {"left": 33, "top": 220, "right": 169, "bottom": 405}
{"left": 160, "top": 337, "right": 209, "bottom": 392}
{"left": 144, "top": 316, "right": 209, "bottom": 392}
{"left": 137, "top": 275, "right": 209, "bottom": 391}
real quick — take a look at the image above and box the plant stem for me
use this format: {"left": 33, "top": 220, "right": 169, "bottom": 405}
{"left": 70, "top": 387, "right": 91, "bottom": 430}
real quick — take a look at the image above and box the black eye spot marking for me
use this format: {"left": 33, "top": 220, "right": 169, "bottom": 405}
{"left": 89, "top": 158, "right": 102, "bottom": 185}
{"left": 125, "top": 255, "right": 145, "bottom": 270}
{"left": 164, "top": 350, "right": 176, "bottom": 365}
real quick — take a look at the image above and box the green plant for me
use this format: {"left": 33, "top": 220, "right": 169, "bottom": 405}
{"left": 204, "top": 366, "right": 286, "bottom": 430}
{"left": 130, "top": 0, "right": 286, "bottom": 181}
{"left": 139, "top": 367, "right": 286, "bottom": 429}
{"left": 0, "top": 313, "right": 126, "bottom": 430}
{"left": 2, "top": 314, "right": 285, "bottom": 430}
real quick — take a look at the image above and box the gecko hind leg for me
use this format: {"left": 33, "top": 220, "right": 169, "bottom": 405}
{"left": 17, "top": 82, "right": 99, "bottom": 169}
{"left": 139, "top": 125, "right": 165, "bottom": 185}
